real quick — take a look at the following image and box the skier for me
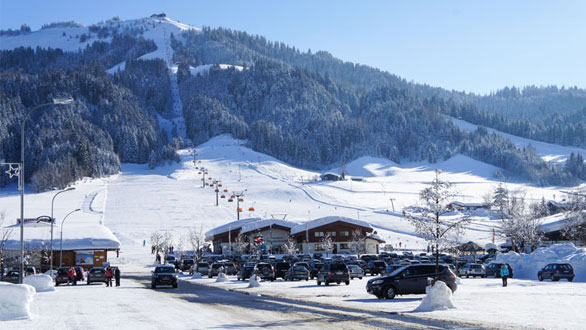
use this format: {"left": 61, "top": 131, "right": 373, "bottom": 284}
{"left": 67, "top": 266, "right": 77, "bottom": 286}
{"left": 114, "top": 267, "right": 121, "bottom": 287}
{"left": 105, "top": 267, "right": 113, "bottom": 287}
{"left": 500, "top": 264, "right": 510, "bottom": 287}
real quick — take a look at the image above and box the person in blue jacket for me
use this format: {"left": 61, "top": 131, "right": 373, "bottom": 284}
{"left": 500, "top": 264, "right": 510, "bottom": 287}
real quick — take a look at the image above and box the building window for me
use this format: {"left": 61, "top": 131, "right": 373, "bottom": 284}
{"left": 326, "top": 231, "right": 336, "bottom": 237}
{"left": 315, "top": 232, "right": 324, "bottom": 237}
{"left": 340, "top": 231, "right": 349, "bottom": 237}
{"left": 314, "top": 244, "right": 324, "bottom": 251}
{"left": 339, "top": 243, "right": 349, "bottom": 249}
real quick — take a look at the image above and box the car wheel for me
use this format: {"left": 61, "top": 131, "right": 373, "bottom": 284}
{"left": 317, "top": 280, "right": 321, "bottom": 285}
{"left": 305, "top": 278, "right": 308, "bottom": 281}
{"left": 538, "top": 275, "right": 543, "bottom": 281}
{"left": 466, "top": 274, "right": 470, "bottom": 278}
{"left": 345, "top": 281, "right": 350, "bottom": 285}
{"left": 568, "top": 277, "right": 574, "bottom": 282}
{"left": 359, "top": 277, "right": 363, "bottom": 280}
{"left": 151, "top": 282, "right": 156, "bottom": 289}
{"left": 384, "top": 286, "right": 396, "bottom": 299}
{"left": 173, "top": 283, "right": 178, "bottom": 288}
{"left": 552, "top": 276, "right": 559, "bottom": 282}
{"left": 325, "top": 281, "right": 329, "bottom": 286}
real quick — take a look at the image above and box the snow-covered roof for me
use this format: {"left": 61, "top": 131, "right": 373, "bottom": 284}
{"left": 290, "top": 216, "right": 373, "bottom": 235}
{"left": 449, "top": 201, "right": 491, "bottom": 208}
{"left": 240, "top": 219, "right": 299, "bottom": 234}
{"left": 4, "top": 223, "right": 120, "bottom": 250}
{"left": 366, "top": 233, "right": 386, "bottom": 243}
{"left": 204, "top": 218, "right": 261, "bottom": 240}
{"left": 538, "top": 211, "right": 586, "bottom": 233}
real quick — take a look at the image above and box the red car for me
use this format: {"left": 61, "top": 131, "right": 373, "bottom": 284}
{"left": 55, "top": 267, "right": 71, "bottom": 286}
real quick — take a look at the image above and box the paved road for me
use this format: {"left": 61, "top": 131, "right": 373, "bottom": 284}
{"left": 128, "top": 274, "right": 489, "bottom": 330}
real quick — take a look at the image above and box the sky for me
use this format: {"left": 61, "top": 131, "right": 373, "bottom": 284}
{"left": 1, "top": 0, "right": 585, "bottom": 95}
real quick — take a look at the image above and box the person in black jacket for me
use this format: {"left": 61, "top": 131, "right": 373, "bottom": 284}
{"left": 114, "top": 267, "right": 121, "bottom": 287}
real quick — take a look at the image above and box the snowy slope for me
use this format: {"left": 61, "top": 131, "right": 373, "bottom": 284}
{"left": 449, "top": 116, "right": 586, "bottom": 164}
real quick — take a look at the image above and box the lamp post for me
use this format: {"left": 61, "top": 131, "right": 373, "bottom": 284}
{"left": 59, "top": 208, "right": 81, "bottom": 268}
{"left": 50, "top": 187, "right": 75, "bottom": 276}
{"left": 16, "top": 97, "right": 73, "bottom": 283}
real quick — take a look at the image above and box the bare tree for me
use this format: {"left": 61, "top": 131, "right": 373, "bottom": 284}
{"left": 320, "top": 234, "right": 334, "bottom": 257}
{"left": 283, "top": 236, "right": 298, "bottom": 256}
{"left": 150, "top": 231, "right": 164, "bottom": 255}
{"left": 498, "top": 192, "right": 543, "bottom": 252}
{"left": 562, "top": 193, "right": 586, "bottom": 245}
{"left": 404, "top": 170, "right": 471, "bottom": 280}
{"left": 349, "top": 228, "right": 366, "bottom": 256}
{"left": 187, "top": 226, "right": 206, "bottom": 261}
{"left": 233, "top": 233, "right": 248, "bottom": 256}
{"left": 0, "top": 211, "right": 13, "bottom": 280}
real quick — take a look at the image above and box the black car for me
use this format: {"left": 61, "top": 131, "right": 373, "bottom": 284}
{"left": 274, "top": 261, "right": 291, "bottom": 279}
{"left": 317, "top": 262, "right": 350, "bottom": 285}
{"left": 538, "top": 263, "right": 575, "bottom": 282}
{"left": 180, "top": 259, "right": 195, "bottom": 272}
{"left": 3, "top": 270, "right": 20, "bottom": 283}
{"left": 366, "top": 264, "right": 457, "bottom": 300}
{"left": 485, "top": 263, "right": 514, "bottom": 278}
{"left": 151, "top": 265, "right": 178, "bottom": 288}
{"left": 366, "top": 260, "right": 387, "bottom": 276}
{"left": 237, "top": 266, "right": 255, "bottom": 281}
{"left": 254, "top": 262, "right": 275, "bottom": 281}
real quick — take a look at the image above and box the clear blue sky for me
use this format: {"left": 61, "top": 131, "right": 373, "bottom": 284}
{"left": 2, "top": 0, "right": 585, "bottom": 94}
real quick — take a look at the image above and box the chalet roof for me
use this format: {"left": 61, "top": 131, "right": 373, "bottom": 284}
{"left": 240, "top": 219, "right": 298, "bottom": 234}
{"left": 366, "top": 233, "right": 386, "bottom": 243}
{"left": 204, "top": 217, "right": 260, "bottom": 240}
{"left": 538, "top": 211, "right": 586, "bottom": 233}
{"left": 449, "top": 201, "right": 491, "bottom": 208}
{"left": 4, "top": 223, "right": 120, "bottom": 250}
{"left": 290, "top": 216, "right": 372, "bottom": 235}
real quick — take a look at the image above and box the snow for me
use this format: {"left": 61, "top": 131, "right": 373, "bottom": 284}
{"left": 23, "top": 275, "right": 55, "bottom": 293}
{"left": 413, "top": 281, "right": 456, "bottom": 312}
{"left": 0, "top": 282, "right": 36, "bottom": 321}
{"left": 449, "top": 116, "right": 586, "bottom": 164}
{"left": 189, "top": 64, "right": 244, "bottom": 76}
{"left": 191, "top": 272, "right": 202, "bottom": 279}
{"left": 248, "top": 275, "right": 261, "bottom": 288}
{"left": 496, "top": 243, "right": 586, "bottom": 281}
{"left": 290, "top": 216, "right": 373, "bottom": 235}
{"left": 204, "top": 218, "right": 261, "bottom": 240}
{"left": 240, "top": 219, "right": 298, "bottom": 234}
{"left": 215, "top": 272, "right": 229, "bottom": 282}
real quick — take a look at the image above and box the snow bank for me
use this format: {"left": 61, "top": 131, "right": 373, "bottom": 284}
{"left": 248, "top": 275, "right": 261, "bottom": 288}
{"left": 23, "top": 274, "right": 55, "bottom": 292}
{"left": 413, "top": 281, "right": 456, "bottom": 312}
{"left": 215, "top": 273, "right": 229, "bottom": 283}
{"left": 496, "top": 243, "right": 586, "bottom": 281}
{"left": 191, "top": 272, "right": 202, "bottom": 279}
{"left": 0, "top": 282, "right": 36, "bottom": 321}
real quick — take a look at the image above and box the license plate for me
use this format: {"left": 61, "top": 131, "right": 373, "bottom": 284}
{"left": 336, "top": 272, "right": 343, "bottom": 275}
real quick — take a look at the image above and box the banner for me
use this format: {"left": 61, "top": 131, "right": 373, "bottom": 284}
{"left": 76, "top": 251, "right": 94, "bottom": 265}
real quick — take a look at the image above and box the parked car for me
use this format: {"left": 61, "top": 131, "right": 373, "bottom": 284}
{"left": 317, "top": 262, "right": 350, "bottom": 286}
{"left": 285, "top": 265, "right": 310, "bottom": 281}
{"left": 347, "top": 264, "right": 364, "bottom": 279}
{"left": 237, "top": 266, "right": 255, "bottom": 281}
{"left": 208, "top": 262, "right": 226, "bottom": 278}
{"left": 3, "top": 270, "right": 19, "bottom": 283}
{"left": 87, "top": 267, "right": 108, "bottom": 285}
{"left": 222, "top": 261, "right": 237, "bottom": 275}
{"left": 151, "top": 265, "right": 178, "bottom": 288}
{"left": 294, "top": 262, "right": 310, "bottom": 270}
{"left": 55, "top": 267, "right": 71, "bottom": 286}
{"left": 254, "top": 262, "right": 275, "bottom": 281}
{"left": 74, "top": 267, "right": 85, "bottom": 281}
{"left": 180, "top": 259, "right": 195, "bottom": 272}
{"left": 309, "top": 261, "right": 324, "bottom": 279}
{"left": 25, "top": 266, "right": 36, "bottom": 276}
{"left": 192, "top": 262, "right": 209, "bottom": 276}
{"left": 485, "top": 263, "right": 514, "bottom": 278}
{"left": 274, "top": 261, "right": 291, "bottom": 279}
{"left": 366, "top": 260, "right": 387, "bottom": 276}
{"left": 458, "top": 263, "right": 486, "bottom": 278}
{"left": 366, "top": 264, "right": 457, "bottom": 300}
{"left": 538, "top": 263, "right": 575, "bottom": 282}
{"left": 166, "top": 255, "right": 177, "bottom": 265}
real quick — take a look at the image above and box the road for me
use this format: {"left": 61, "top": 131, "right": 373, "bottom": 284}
{"left": 129, "top": 274, "right": 489, "bottom": 330}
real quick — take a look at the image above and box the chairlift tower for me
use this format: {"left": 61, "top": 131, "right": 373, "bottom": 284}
{"left": 233, "top": 190, "right": 246, "bottom": 220}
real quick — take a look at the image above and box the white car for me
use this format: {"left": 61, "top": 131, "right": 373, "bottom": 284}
{"left": 458, "top": 263, "right": 486, "bottom": 278}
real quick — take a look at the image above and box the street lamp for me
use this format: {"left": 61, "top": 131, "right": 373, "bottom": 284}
{"left": 50, "top": 187, "right": 75, "bottom": 276}
{"left": 59, "top": 208, "right": 81, "bottom": 268}
{"left": 18, "top": 97, "right": 74, "bottom": 283}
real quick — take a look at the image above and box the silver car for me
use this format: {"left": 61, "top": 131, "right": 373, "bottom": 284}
{"left": 196, "top": 262, "right": 210, "bottom": 275}
{"left": 347, "top": 264, "right": 364, "bottom": 279}
{"left": 458, "top": 263, "right": 486, "bottom": 278}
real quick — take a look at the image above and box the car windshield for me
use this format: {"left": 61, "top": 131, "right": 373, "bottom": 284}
{"left": 91, "top": 269, "right": 104, "bottom": 274}
{"left": 390, "top": 266, "right": 409, "bottom": 277}
{"left": 198, "top": 263, "right": 208, "bottom": 267}
{"left": 330, "top": 264, "right": 347, "bottom": 271}
{"left": 155, "top": 267, "right": 175, "bottom": 273}
{"left": 294, "top": 266, "right": 307, "bottom": 271}
{"left": 57, "top": 269, "right": 69, "bottom": 275}
{"left": 470, "top": 265, "right": 482, "bottom": 269}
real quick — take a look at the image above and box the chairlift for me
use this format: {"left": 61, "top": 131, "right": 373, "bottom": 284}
{"left": 230, "top": 195, "right": 235, "bottom": 199}
{"left": 221, "top": 195, "right": 226, "bottom": 198}
{"left": 198, "top": 172, "right": 202, "bottom": 175}
{"left": 223, "top": 189, "right": 228, "bottom": 193}
{"left": 249, "top": 207, "right": 255, "bottom": 211}
{"left": 238, "top": 198, "right": 244, "bottom": 202}
{"left": 218, "top": 183, "right": 223, "bottom": 187}
{"left": 228, "top": 198, "right": 233, "bottom": 202}
{"left": 215, "top": 189, "right": 219, "bottom": 192}
{"left": 237, "top": 208, "right": 243, "bottom": 212}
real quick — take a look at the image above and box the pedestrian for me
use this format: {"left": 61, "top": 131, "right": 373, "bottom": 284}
{"left": 106, "top": 267, "right": 113, "bottom": 287}
{"left": 116, "top": 250, "right": 120, "bottom": 258}
{"left": 143, "top": 240, "right": 146, "bottom": 247}
{"left": 156, "top": 253, "right": 161, "bottom": 264}
{"left": 500, "top": 264, "right": 510, "bottom": 287}
{"left": 114, "top": 267, "right": 121, "bottom": 287}
{"left": 67, "top": 266, "right": 77, "bottom": 286}
{"left": 152, "top": 245, "right": 155, "bottom": 254}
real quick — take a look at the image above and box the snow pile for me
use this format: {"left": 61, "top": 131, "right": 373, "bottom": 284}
{"left": 248, "top": 275, "right": 261, "bottom": 288}
{"left": 191, "top": 272, "right": 202, "bottom": 279}
{"left": 496, "top": 243, "right": 586, "bottom": 281}
{"left": 23, "top": 274, "right": 56, "bottom": 292}
{"left": 215, "top": 273, "right": 229, "bottom": 283}
{"left": 0, "top": 282, "right": 36, "bottom": 321}
{"left": 413, "top": 281, "right": 456, "bottom": 312}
